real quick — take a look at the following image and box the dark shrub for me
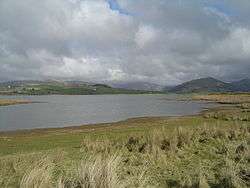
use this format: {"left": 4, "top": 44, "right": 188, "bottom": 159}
{"left": 125, "top": 137, "right": 139, "bottom": 152}
{"left": 160, "top": 139, "right": 170, "bottom": 151}
{"left": 235, "top": 143, "right": 248, "bottom": 154}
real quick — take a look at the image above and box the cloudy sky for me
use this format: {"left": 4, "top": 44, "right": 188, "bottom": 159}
{"left": 0, "top": 0, "right": 250, "bottom": 85}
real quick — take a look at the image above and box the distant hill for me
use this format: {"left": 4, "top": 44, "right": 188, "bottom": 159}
{"left": 0, "top": 80, "right": 157, "bottom": 95}
{"left": 112, "top": 82, "right": 164, "bottom": 91}
{"left": 231, "top": 79, "right": 250, "bottom": 92}
{"left": 1, "top": 78, "right": 249, "bottom": 95}
{"left": 167, "top": 77, "right": 233, "bottom": 93}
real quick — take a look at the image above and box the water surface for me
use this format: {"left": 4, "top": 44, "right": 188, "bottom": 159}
{"left": 0, "top": 95, "right": 215, "bottom": 131}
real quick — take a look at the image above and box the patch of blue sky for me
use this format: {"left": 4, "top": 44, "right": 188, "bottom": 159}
{"left": 106, "top": 0, "right": 131, "bottom": 15}
{"left": 203, "top": 0, "right": 237, "bottom": 17}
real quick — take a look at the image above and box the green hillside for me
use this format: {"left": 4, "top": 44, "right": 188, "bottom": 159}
{"left": 0, "top": 80, "right": 158, "bottom": 95}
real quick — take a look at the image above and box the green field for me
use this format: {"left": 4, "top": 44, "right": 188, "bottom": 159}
{"left": 0, "top": 94, "right": 249, "bottom": 187}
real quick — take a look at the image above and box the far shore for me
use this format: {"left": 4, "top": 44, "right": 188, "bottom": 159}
{"left": 0, "top": 99, "right": 33, "bottom": 106}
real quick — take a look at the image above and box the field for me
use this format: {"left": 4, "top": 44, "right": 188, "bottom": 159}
{"left": 0, "top": 94, "right": 249, "bottom": 187}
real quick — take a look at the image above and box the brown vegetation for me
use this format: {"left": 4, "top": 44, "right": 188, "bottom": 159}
{"left": 0, "top": 99, "right": 32, "bottom": 106}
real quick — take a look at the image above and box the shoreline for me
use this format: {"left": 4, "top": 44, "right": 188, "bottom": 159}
{"left": 2, "top": 92, "right": 248, "bottom": 135}
{"left": 0, "top": 116, "right": 195, "bottom": 135}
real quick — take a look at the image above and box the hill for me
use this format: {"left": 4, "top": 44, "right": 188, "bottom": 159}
{"left": 0, "top": 80, "right": 157, "bottom": 95}
{"left": 231, "top": 78, "right": 250, "bottom": 92}
{"left": 166, "top": 77, "right": 250, "bottom": 93}
{"left": 167, "top": 77, "right": 233, "bottom": 93}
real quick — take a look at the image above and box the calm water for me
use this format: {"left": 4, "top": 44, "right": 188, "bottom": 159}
{"left": 0, "top": 95, "right": 215, "bottom": 131}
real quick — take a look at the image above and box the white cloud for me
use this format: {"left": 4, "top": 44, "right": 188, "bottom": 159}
{"left": 135, "top": 25, "right": 158, "bottom": 48}
{"left": 45, "top": 57, "right": 105, "bottom": 79}
{"left": 200, "top": 27, "right": 250, "bottom": 64}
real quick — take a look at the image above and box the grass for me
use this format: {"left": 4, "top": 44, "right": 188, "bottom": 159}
{"left": 0, "top": 93, "right": 249, "bottom": 187}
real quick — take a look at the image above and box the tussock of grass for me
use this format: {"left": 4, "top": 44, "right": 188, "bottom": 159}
{"left": 19, "top": 154, "right": 124, "bottom": 188}
{"left": 20, "top": 157, "right": 55, "bottom": 188}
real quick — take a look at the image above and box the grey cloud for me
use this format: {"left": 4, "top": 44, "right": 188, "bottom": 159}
{"left": 0, "top": 0, "right": 249, "bottom": 85}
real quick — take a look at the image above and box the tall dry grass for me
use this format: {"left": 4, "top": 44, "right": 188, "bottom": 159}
{"left": 75, "top": 154, "right": 122, "bottom": 188}
{"left": 18, "top": 153, "right": 148, "bottom": 188}
{"left": 0, "top": 122, "right": 249, "bottom": 187}
{"left": 20, "top": 157, "right": 54, "bottom": 188}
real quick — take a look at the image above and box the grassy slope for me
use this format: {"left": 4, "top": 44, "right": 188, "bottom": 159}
{"left": 0, "top": 94, "right": 249, "bottom": 187}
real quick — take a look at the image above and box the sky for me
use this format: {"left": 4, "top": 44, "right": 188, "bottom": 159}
{"left": 0, "top": 0, "right": 250, "bottom": 85}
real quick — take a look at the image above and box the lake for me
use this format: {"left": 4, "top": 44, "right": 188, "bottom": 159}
{"left": 0, "top": 94, "right": 215, "bottom": 131}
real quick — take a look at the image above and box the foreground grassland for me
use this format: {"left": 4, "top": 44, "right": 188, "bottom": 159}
{"left": 0, "top": 94, "right": 249, "bottom": 187}
{"left": 0, "top": 99, "right": 32, "bottom": 106}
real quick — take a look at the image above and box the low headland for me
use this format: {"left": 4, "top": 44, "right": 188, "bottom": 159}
{"left": 0, "top": 93, "right": 249, "bottom": 187}
{"left": 0, "top": 99, "right": 32, "bottom": 106}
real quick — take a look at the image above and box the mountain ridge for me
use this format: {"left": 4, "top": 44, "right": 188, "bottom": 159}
{"left": 165, "top": 77, "right": 250, "bottom": 93}
{"left": 0, "top": 77, "right": 249, "bottom": 94}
